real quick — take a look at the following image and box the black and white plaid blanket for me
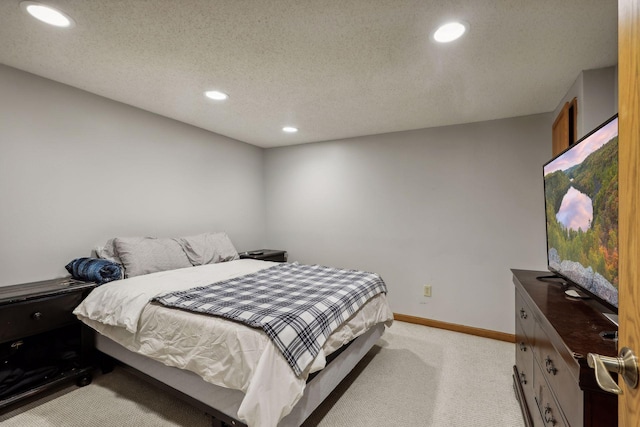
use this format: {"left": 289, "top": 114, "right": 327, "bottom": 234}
{"left": 153, "top": 263, "right": 388, "bottom": 376}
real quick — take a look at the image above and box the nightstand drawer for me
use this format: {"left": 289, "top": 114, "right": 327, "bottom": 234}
{"left": 0, "top": 293, "right": 84, "bottom": 344}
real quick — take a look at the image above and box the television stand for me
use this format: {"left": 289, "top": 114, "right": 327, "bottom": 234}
{"left": 512, "top": 269, "right": 618, "bottom": 427}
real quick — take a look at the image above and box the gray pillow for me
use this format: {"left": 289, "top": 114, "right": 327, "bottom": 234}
{"left": 94, "top": 238, "right": 123, "bottom": 266}
{"left": 174, "top": 232, "right": 240, "bottom": 266}
{"left": 113, "top": 237, "right": 192, "bottom": 278}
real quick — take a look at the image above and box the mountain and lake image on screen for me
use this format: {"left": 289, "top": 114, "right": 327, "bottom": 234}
{"left": 543, "top": 116, "right": 618, "bottom": 309}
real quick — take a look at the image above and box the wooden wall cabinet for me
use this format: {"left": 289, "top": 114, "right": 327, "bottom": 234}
{"left": 552, "top": 98, "right": 578, "bottom": 156}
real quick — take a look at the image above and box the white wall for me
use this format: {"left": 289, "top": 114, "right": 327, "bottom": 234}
{"left": 582, "top": 67, "right": 617, "bottom": 135}
{"left": 264, "top": 114, "right": 552, "bottom": 334}
{"left": 0, "top": 64, "right": 557, "bottom": 334}
{"left": 553, "top": 66, "right": 618, "bottom": 139}
{"left": 0, "top": 65, "right": 266, "bottom": 286}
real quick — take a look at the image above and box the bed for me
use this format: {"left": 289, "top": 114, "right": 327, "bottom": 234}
{"left": 72, "top": 235, "right": 393, "bottom": 427}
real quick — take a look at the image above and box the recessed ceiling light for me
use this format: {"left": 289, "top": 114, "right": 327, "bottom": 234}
{"left": 433, "top": 21, "right": 468, "bottom": 43}
{"left": 282, "top": 126, "right": 298, "bottom": 133}
{"left": 21, "top": 2, "right": 75, "bottom": 28}
{"left": 204, "top": 90, "right": 229, "bottom": 101}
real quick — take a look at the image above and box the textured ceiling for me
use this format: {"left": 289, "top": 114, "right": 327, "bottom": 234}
{"left": 0, "top": 0, "right": 618, "bottom": 148}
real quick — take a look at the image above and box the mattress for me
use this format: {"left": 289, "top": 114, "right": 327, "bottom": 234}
{"left": 74, "top": 259, "right": 393, "bottom": 427}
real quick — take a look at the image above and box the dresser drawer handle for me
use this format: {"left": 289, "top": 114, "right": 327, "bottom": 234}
{"left": 519, "top": 308, "right": 528, "bottom": 319}
{"left": 544, "top": 404, "right": 557, "bottom": 425}
{"left": 519, "top": 342, "right": 527, "bottom": 352}
{"left": 519, "top": 372, "right": 527, "bottom": 385}
{"left": 545, "top": 356, "right": 558, "bottom": 375}
{"left": 32, "top": 311, "right": 43, "bottom": 321}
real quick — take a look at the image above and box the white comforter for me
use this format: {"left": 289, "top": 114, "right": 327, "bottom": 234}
{"left": 74, "top": 259, "right": 393, "bottom": 427}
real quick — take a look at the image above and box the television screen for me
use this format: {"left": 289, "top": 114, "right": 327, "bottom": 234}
{"left": 543, "top": 115, "right": 618, "bottom": 311}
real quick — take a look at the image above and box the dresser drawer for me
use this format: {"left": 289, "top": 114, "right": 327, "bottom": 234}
{"left": 516, "top": 290, "right": 536, "bottom": 342}
{"left": 515, "top": 318, "right": 535, "bottom": 408}
{"left": 533, "top": 323, "right": 582, "bottom": 426}
{"left": 0, "top": 293, "right": 84, "bottom": 344}
{"left": 535, "top": 366, "right": 568, "bottom": 427}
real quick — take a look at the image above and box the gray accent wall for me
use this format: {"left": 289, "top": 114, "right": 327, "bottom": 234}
{"left": 0, "top": 65, "right": 266, "bottom": 286}
{"left": 264, "top": 115, "right": 552, "bottom": 334}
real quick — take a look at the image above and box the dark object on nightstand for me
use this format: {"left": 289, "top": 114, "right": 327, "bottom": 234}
{"left": 239, "top": 249, "right": 287, "bottom": 263}
{"left": 0, "top": 278, "right": 98, "bottom": 412}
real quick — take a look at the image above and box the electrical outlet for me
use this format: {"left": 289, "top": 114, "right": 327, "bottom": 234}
{"left": 423, "top": 285, "right": 432, "bottom": 297}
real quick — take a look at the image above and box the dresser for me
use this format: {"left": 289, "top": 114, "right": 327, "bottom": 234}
{"left": 0, "top": 278, "right": 98, "bottom": 411}
{"left": 512, "top": 269, "right": 618, "bottom": 427}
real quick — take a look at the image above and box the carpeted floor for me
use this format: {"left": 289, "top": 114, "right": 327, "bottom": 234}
{"left": 0, "top": 321, "right": 523, "bottom": 426}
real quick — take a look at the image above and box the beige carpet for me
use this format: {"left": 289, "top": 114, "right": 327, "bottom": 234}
{"left": 0, "top": 321, "right": 523, "bottom": 426}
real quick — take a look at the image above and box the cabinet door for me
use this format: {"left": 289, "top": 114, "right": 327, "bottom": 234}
{"left": 552, "top": 98, "right": 577, "bottom": 156}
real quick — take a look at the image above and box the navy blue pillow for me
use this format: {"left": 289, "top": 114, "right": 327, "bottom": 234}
{"left": 65, "top": 257, "right": 122, "bottom": 285}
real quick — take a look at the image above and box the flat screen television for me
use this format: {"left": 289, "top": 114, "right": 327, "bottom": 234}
{"left": 543, "top": 114, "right": 618, "bottom": 319}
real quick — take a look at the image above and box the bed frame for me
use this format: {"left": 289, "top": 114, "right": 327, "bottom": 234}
{"left": 95, "top": 322, "right": 386, "bottom": 427}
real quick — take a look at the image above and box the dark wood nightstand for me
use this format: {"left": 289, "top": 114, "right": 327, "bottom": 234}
{"left": 239, "top": 249, "right": 288, "bottom": 262}
{"left": 0, "top": 278, "right": 98, "bottom": 412}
